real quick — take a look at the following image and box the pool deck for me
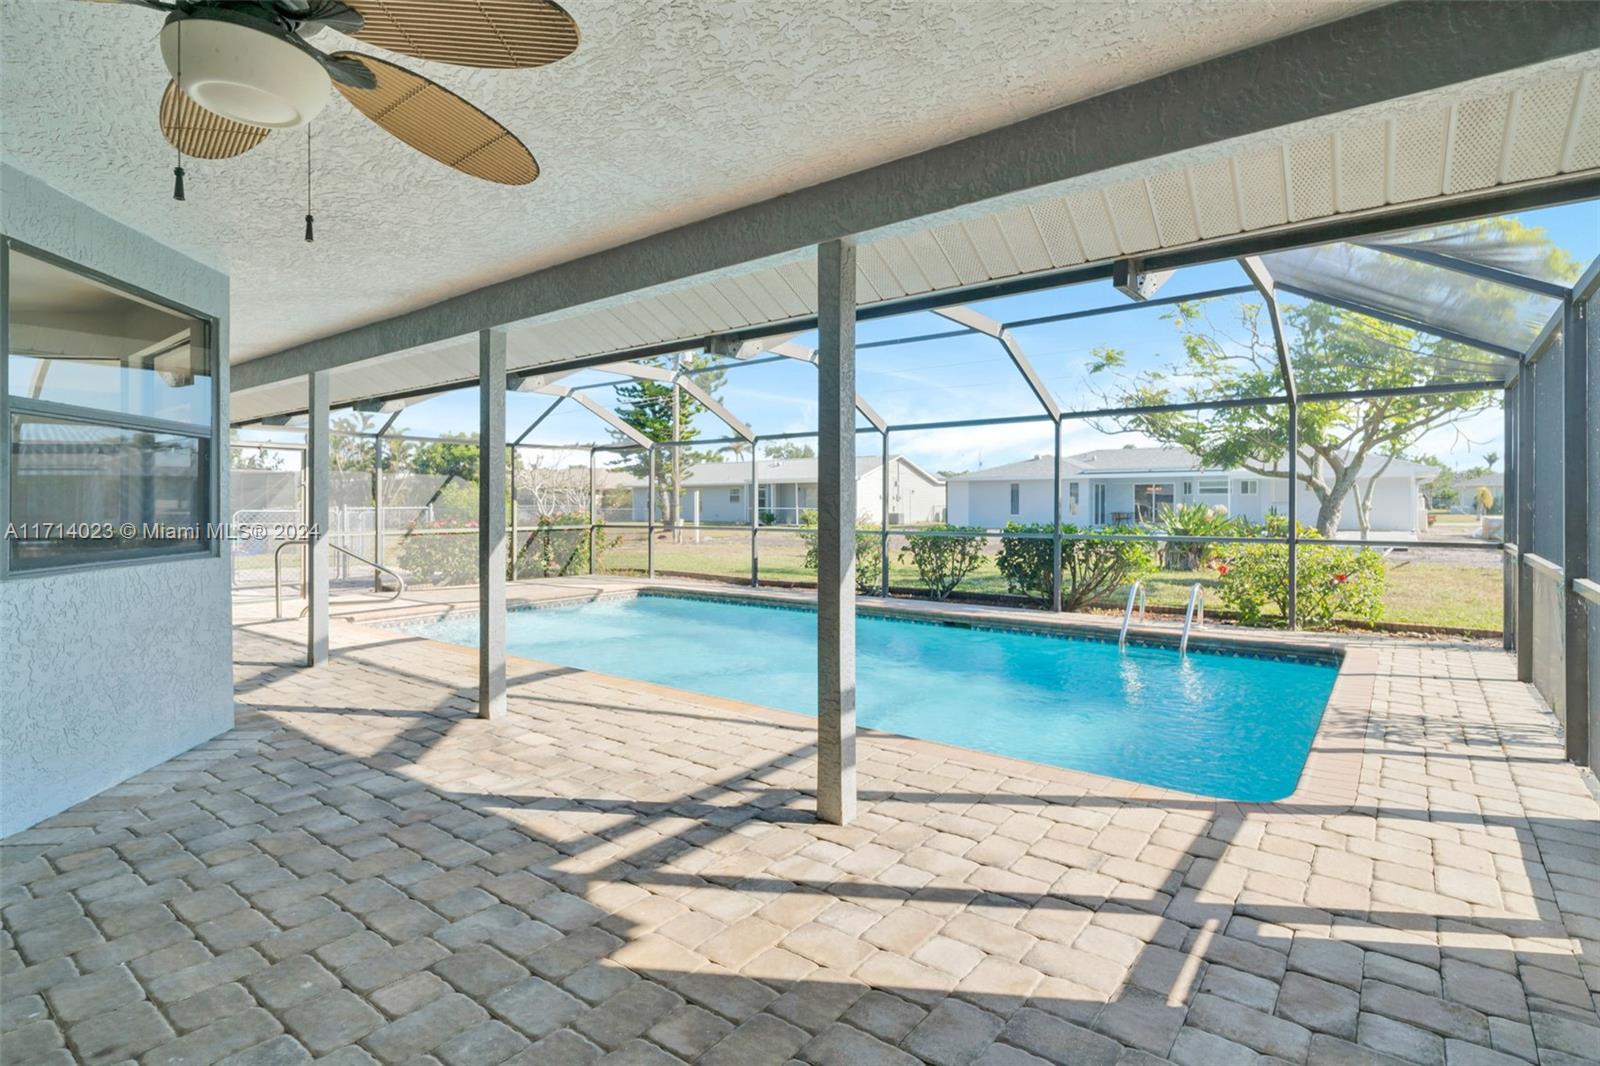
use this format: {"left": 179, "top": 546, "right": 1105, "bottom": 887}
{"left": 4, "top": 578, "right": 1598, "bottom": 1065}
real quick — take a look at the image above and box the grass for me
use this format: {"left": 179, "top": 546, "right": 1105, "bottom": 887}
{"left": 598, "top": 528, "right": 1503, "bottom": 633}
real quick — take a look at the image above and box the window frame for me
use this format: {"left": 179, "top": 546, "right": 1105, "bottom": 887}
{"left": 1008, "top": 482, "right": 1021, "bottom": 515}
{"left": 1239, "top": 479, "right": 1259, "bottom": 496}
{"left": 1, "top": 238, "right": 222, "bottom": 578}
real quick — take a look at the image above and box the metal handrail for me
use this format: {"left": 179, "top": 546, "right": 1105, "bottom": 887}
{"left": 273, "top": 539, "right": 405, "bottom": 620}
{"left": 1179, "top": 583, "right": 1205, "bottom": 657}
{"left": 1118, "top": 581, "right": 1146, "bottom": 649}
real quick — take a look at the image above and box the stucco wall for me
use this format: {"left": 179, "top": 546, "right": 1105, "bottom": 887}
{"left": 1, "top": 165, "right": 233, "bottom": 837}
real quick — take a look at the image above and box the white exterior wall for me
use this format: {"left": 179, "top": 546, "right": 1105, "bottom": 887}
{"left": 949, "top": 469, "right": 1421, "bottom": 533}
{"left": 1, "top": 166, "right": 234, "bottom": 836}
{"left": 630, "top": 460, "right": 944, "bottom": 526}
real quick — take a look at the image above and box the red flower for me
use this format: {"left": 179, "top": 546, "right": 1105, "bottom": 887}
{"left": 1215, "top": 563, "right": 1229, "bottom": 575}
{"left": 1332, "top": 573, "right": 1347, "bottom": 584}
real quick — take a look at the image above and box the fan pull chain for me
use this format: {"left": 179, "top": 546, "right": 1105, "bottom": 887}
{"left": 173, "top": 20, "right": 185, "bottom": 201}
{"left": 304, "top": 124, "right": 315, "bottom": 242}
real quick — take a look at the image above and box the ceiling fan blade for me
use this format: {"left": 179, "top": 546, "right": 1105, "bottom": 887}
{"left": 329, "top": 51, "right": 537, "bottom": 185}
{"left": 318, "top": 49, "right": 377, "bottom": 89}
{"left": 343, "top": 0, "right": 577, "bottom": 69}
{"left": 159, "top": 81, "right": 271, "bottom": 159}
{"left": 284, "top": 0, "right": 366, "bottom": 35}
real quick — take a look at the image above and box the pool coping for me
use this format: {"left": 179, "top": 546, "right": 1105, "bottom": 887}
{"left": 335, "top": 581, "right": 1372, "bottom": 813}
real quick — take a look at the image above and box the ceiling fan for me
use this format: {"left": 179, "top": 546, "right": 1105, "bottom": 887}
{"left": 87, "top": 0, "right": 576, "bottom": 218}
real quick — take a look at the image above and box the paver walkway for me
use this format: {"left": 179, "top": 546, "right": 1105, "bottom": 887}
{"left": 3, "top": 615, "right": 1598, "bottom": 1065}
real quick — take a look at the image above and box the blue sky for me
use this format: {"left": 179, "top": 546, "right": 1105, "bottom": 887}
{"left": 238, "top": 200, "right": 1598, "bottom": 476}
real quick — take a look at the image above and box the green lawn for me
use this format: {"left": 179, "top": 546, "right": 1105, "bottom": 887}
{"left": 599, "top": 529, "right": 1503, "bottom": 633}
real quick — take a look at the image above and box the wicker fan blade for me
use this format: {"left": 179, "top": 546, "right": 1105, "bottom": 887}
{"left": 159, "top": 81, "right": 271, "bottom": 159}
{"left": 330, "top": 52, "right": 537, "bottom": 185}
{"left": 344, "top": 0, "right": 577, "bottom": 69}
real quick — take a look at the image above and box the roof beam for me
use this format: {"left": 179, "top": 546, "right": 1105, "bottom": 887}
{"left": 1239, "top": 256, "right": 1298, "bottom": 405}
{"left": 1275, "top": 282, "right": 1524, "bottom": 361}
{"left": 512, "top": 394, "right": 566, "bottom": 446}
{"left": 931, "top": 304, "right": 1060, "bottom": 420}
{"left": 592, "top": 358, "right": 755, "bottom": 441}
{"left": 529, "top": 384, "right": 653, "bottom": 447}
{"left": 761, "top": 341, "right": 886, "bottom": 432}
{"left": 230, "top": 2, "right": 1596, "bottom": 394}
{"left": 1357, "top": 241, "right": 1571, "bottom": 299}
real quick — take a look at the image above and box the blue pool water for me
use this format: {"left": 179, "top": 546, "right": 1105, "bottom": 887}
{"left": 401, "top": 594, "right": 1338, "bottom": 802}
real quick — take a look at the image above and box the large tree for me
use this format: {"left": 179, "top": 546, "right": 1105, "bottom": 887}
{"left": 612, "top": 354, "right": 728, "bottom": 532}
{"left": 1090, "top": 219, "right": 1575, "bottom": 535}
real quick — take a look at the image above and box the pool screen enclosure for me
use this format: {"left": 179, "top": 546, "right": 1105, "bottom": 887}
{"left": 234, "top": 194, "right": 1600, "bottom": 820}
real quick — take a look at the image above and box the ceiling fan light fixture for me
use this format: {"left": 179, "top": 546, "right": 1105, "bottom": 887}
{"left": 159, "top": 17, "right": 331, "bottom": 130}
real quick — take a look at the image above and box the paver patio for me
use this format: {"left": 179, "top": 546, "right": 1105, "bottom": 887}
{"left": 3, "top": 595, "right": 1599, "bottom": 1065}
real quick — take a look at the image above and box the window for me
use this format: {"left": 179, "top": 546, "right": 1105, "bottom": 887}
{"left": 728, "top": 487, "right": 741, "bottom": 503}
{"left": 757, "top": 485, "right": 770, "bottom": 509}
{"left": 1009, "top": 482, "right": 1020, "bottom": 515}
{"left": 1199, "top": 479, "right": 1229, "bottom": 495}
{"left": 1068, "top": 482, "right": 1080, "bottom": 511}
{"left": 4, "top": 245, "right": 214, "bottom": 572}
{"left": 1240, "top": 480, "right": 1259, "bottom": 496}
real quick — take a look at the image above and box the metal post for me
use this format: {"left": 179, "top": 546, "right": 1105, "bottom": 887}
{"left": 1517, "top": 364, "right": 1536, "bottom": 683}
{"left": 751, "top": 440, "right": 759, "bottom": 587}
{"left": 1503, "top": 385, "right": 1516, "bottom": 651}
{"left": 647, "top": 444, "right": 656, "bottom": 579}
{"left": 372, "top": 431, "right": 385, "bottom": 591}
{"left": 816, "top": 237, "right": 857, "bottom": 826}
{"left": 305, "top": 371, "right": 330, "bottom": 667}
{"left": 1051, "top": 416, "right": 1063, "bottom": 612}
{"left": 1561, "top": 295, "right": 1589, "bottom": 763}
{"left": 509, "top": 469, "right": 520, "bottom": 581}
{"left": 880, "top": 428, "right": 890, "bottom": 598}
{"left": 671, "top": 359, "right": 682, "bottom": 542}
{"left": 587, "top": 446, "right": 596, "bottom": 576}
{"left": 478, "top": 329, "right": 507, "bottom": 721}
{"left": 1287, "top": 404, "right": 1298, "bottom": 629}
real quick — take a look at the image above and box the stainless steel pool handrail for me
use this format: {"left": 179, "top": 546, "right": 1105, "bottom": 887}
{"left": 1179, "top": 582, "right": 1204, "bottom": 657}
{"left": 274, "top": 539, "right": 406, "bottom": 620}
{"left": 1118, "top": 581, "right": 1146, "bottom": 649}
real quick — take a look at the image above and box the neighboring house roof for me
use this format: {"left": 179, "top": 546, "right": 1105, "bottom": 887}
{"left": 613, "top": 454, "right": 942, "bottom": 489}
{"left": 1453, "top": 473, "right": 1503, "bottom": 491}
{"left": 945, "top": 446, "right": 1436, "bottom": 482}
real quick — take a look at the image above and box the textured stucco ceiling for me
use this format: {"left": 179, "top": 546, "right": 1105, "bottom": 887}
{"left": 0, "top": 0, "right": 1377, "bottom": 362}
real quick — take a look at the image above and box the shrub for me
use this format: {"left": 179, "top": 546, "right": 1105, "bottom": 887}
{"left": 1213, "top": 536, "right": 1385, "bottom": 628}
{"left": 799, "top": 511, "right": 882, "bottom": 594}
{"left": 899, "top": 525, "right": 988, "bottom": 600}
{"left": 398, "top": 520, "right": 478, "bottom": 585}
{"left": 997, "top": 524, "right": 1156, "bottom": 609}
{"left": 515, "top": 513, "right": 617, "bottom": 578}
{"left": 1155, "top": 504, "right": 1241, "bottom": 571}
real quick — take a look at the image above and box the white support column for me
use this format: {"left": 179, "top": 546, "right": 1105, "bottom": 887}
{"left": 816, "top": 237, "right": 857, "bottom": 826}
{"left": 306, "top": 370, "right": 330, "bottom": 667}
{"left": 479, "top": 329, "right": 507, "bottom": 720}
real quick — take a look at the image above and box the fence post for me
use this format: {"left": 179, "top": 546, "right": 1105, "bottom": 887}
{"left": 751, "top": 439, "right": 759, "bottom": 588}
{"left": 1052, "top": 416, "right": 1063, "bottom": 612}
{"left": 647, "top": 444, "right": 656, "bottom": 580}
{"left": 880, "top": 428, "right": 890, "bottom": 597}
{"left": 1287, "top": 403, "right": 1299, "bottom": 630}
{"left": 372, "top": 433, "right": 385, "bottom": 591}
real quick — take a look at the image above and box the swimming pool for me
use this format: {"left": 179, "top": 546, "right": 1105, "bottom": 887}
{"left": 399, "top": 593, "right": 1338, "bottom": 802}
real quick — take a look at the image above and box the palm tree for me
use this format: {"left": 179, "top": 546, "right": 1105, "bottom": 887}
{"left": 722, "top": 440, "right": 750, "bottom": 462}
{"left": 1483, "top": 451, "right": 1499, "bottom": 471}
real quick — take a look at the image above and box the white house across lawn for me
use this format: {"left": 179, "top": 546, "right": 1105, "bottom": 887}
{"left": 619, "top": 455, "right": 945, "bottom": 526}
{"left": 945, "top": 447, "right": 1435, "bottom": 535}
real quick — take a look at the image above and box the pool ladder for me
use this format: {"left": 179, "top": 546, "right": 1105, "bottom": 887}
{"left": 1119, "top": 581, "right": 1205, "bottom": 657}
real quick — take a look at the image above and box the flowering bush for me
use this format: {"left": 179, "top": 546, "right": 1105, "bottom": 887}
{"left": 514, "top": 513, "right": 617, "bottom": 578}
{"left": 1212, "top": 533, "right": 1386, "bottom": 628}
{"left": 398, "top": 520, "right": 478, "bottom": 586}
